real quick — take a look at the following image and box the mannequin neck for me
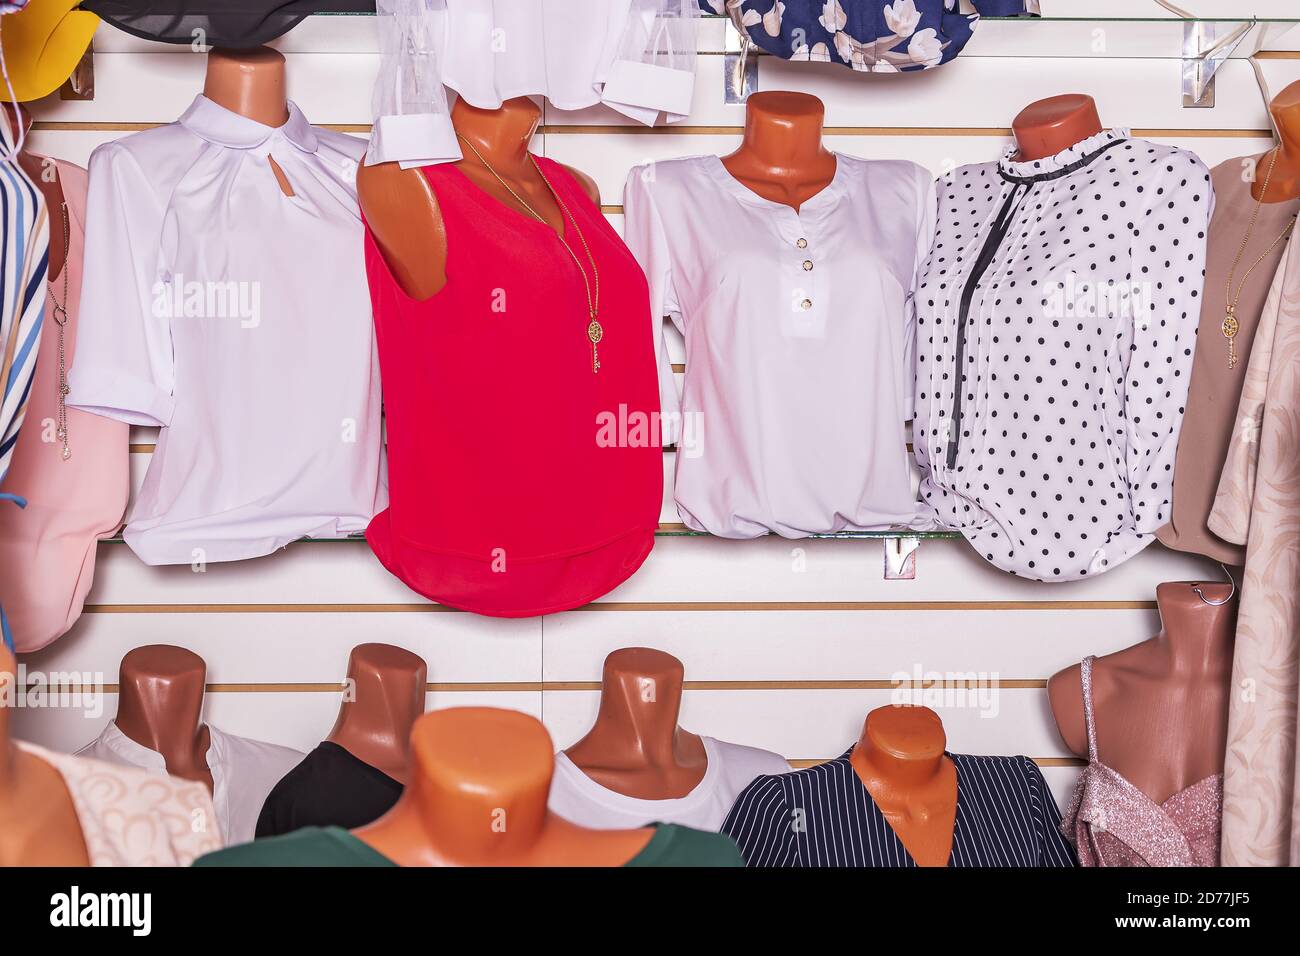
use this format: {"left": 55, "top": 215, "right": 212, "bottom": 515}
{"left": 453, "top": 97, "right": 542, "bottom": 176}
{"left": 115, "top": 648, "right": 209, "bottom": 776}
{"left": 326, "top": 646, "right": 426, "bottom": 782}
{"left": 850, "top": 706, "right": 949, "bottom": 796}
{"left": 1256, "top": 83, "right": 1300, "bottom": 202}
{"left": 203, "top": 46, "right": 289, "bottom": 128}
{"left": 727, "top": 91, "right": 834, "bottom": 174}
{"left": 1012, "top": 94, "right": 1103, "bottom": 162}
{"left": 1150, "top": 582, "right": 1236, "bottom": 675}
{"left": 567, "top": 649, "right": 692, "bottom": 769}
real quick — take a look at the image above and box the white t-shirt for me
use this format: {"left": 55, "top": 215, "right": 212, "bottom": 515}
{"left": 623, "top": 153, "right": 936, "bottom": 538}
{"left": 548, "top": 736, "right": 790, "bottom": 831}
{"left": 76, "top": 721, "right": 305, "bottom": 846}
{"left": 68, "top": 95, "right": 387, "bottom": 566}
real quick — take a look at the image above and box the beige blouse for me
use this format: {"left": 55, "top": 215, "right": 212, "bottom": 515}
{"left": 18, "top": 741, "right": 223, "bottom": 866}
{"left": 1209, "top": 212, "right": 1300, "bottom": 867}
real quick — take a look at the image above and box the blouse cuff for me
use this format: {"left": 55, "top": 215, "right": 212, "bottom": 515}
{"left": 67, "top": 373, "right": 175, "bottom": 429}
{"left": 601, "top": 60, "right": 695, "bottom": 125}
{"left": 366, "top": 113, "right": 463, "bottom": 168}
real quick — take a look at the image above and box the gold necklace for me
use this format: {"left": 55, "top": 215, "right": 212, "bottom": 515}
{"left": 1223, "top": 148, "right": 1297, "bottom": 369}
{"left": 50, "top": 201, "right": 71, "bottom": 461}
{"left": 456, "top": 134, "right": 604, "bottom": 373}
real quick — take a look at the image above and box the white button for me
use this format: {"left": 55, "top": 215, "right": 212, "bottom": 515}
{"left": 796, "top": 238, "right": 808, "bottom": 249}
{"left": 800, "top": 298, "right": 813, "bottom": 311}
{"left": 802, "top": 260, "right": 813, "bottom": 271}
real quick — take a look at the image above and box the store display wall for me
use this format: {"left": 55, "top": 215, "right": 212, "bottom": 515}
{"left": 14, "top": 3, "right": 1300, "bottom": 809}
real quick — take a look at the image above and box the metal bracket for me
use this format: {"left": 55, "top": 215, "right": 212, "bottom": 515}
{"left": 723, "top": 20, "right": 758, "bottom": 104}
{"left": 59, "top": 45, "right": 95, "bottom": 102}
{"left": 883, "top": 537, "right": 920, "bottom": 580}
{"left": 1181, "top": 19, "right": 1252, "bottom": 108}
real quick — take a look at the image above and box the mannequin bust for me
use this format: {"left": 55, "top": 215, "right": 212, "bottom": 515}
{"left": 720, "top": 90, "right": 837, "bottom": 210}
{"left": 1256, "top": 78, "right": 1300, "bottom": 202}
{"left": 326, "top": 643, "right": 426, "bottom": 785}
{"left": 1047, "top": 581, "right": 1234, "bottom": 803}
{"left": 0, "top": 643, "right": 89, "bottom": 866}
{"left": 202, "top": 46, "right": 294, "bottom": 197}
{"left": 115, "top": 645, "right": 214, "bottom": 792}
{"left": 1010, "top": 93, "right": 1104, "bottom": 162}
{"left": 4, "top": 104, "right": 65, "bottom": 281}
{"left": 563, "top": 648, "right": 707, "bottom": 800}
{"left": 849, "top": 705, "right": 957, "bottom": 867}
{"left": 358, "top": 96, "right": 600, "bottom": 301}
{"left": 353, "top": 707, "right": 656, "bottom": 866}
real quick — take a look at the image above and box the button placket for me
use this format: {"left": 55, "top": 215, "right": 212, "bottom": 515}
{"left": 780, "top": 214, "right": 824, "bottom": 338}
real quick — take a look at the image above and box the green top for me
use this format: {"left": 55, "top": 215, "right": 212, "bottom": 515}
{"left": 193, "top": 823, "right": 742, "bottom": 868}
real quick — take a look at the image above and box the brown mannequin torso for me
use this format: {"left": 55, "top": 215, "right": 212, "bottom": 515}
{"left": 202, "top": 46, "right": 294, "bottom": 197}
{"left": 5, "top": 104, "right": 66, "bottom": 280}
{"left": 720, "top": 91, "right": 837, "bottom": 211}
{"left": 563, "top": 648, "right": 707, "bottom": 800}
{"left": 326, "top": 643, "right": 427, "bottom": 785}
{"left": 353, "top": 708, "right": 654, "bottom": 866}
{"left": 358, "top": 96, "right": 600, "bottom": 301}
{"left": 0, "top": 645, "right": 89, "bottom": 866}
{"left": 849, "top": 705, "right": 957, "bottom": 867}
{"left": 1011, "top": 93, "right": 1104, "bottom": 162}
{"left": 115, "top": 645, "right": 214, "bottom": 792}
{"left": 1255, "top": 79, "right": 1300, "bottom": 202}
{"left": 1047, "top": 581, "right": 1234, "bottom": 803}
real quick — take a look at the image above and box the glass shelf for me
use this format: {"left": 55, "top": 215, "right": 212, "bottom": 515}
{"left": 98, "top": 527, "right": 961, "bottom": 545}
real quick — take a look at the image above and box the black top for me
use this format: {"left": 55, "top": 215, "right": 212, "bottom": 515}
{"left": 255, "top": 741, "right": 403, "bottom": 839}
{"left": 721, "top": 750, "right": 1077, "bottom": 867}
{"left": 83, "top": 2, "right": 374, "bottom": 49}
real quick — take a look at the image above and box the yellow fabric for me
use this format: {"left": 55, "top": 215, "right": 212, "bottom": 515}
{"left": 0, "top": 1, "right": 99, "bottom": 102}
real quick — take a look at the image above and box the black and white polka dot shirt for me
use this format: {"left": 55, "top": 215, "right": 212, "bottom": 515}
{"left": 913, "top": 129, "right": 1213, "bottom": 580}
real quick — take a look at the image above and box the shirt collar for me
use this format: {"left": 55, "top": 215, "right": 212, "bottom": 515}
{"left": 98, "top": 720, "right": 227, "bottom": 773}
{"left": 997, "top": 127, "right": 1129, "bottom": 183}
{"left": 178, "top": 94, "right": 319, "bottom": 154}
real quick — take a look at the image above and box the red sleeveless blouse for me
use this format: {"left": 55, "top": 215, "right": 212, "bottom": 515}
{"left": 362, "top": 158, "right": 662, "bottom": 617}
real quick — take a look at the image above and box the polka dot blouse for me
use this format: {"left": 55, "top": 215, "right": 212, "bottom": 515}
{"left": 913, "top": 129, "right": 1213, "bottom": 580}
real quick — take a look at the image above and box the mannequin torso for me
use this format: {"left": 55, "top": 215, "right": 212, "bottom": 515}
{"left": 849, "top": 705, "right": 957, "bottom": 867}
{"left": 1048, "top": 581, "right": 1234, "bottom": 803}
{"left": 720, "top": 91, "right": 837, "bottom": 210}
{"left": 358, "top": 96, "right": 600, "bottom": 301}
{"left": 325, "top": 643, "right": 426, "bottom": 785}
{"left": 563, "top": 648, "right": 707, "bottom": 800}
{"left": 0, "top": 646, "right": 89, "bottom": 865}
{"left": 1010, "top": 93, "right": 1104, "bottom": 162}
{"left": 202, "top": 46, "right": 294, "bottom": 197}
{"left": 1255, "top": 79, "right": 1300, "bottom": 202}
{"left": 115, "top": 645, "right": 214, "bottom": 792}
{"left": 354, "top": 708, "right": 654, "bottom": 866}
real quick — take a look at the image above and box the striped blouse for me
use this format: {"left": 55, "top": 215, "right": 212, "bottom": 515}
{"left": 0, "top": 118, "right": 49, "bottom": 484}
{"left": 722, "top": 750, "right": 1077, "bottom": 867}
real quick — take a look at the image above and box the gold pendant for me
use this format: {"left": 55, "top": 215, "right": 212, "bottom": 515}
{"left": 587, "top": 318, "right": 603, "bottom": 374}
{"left": 1222, "top": 309, "right": 1239, "bottom": 370}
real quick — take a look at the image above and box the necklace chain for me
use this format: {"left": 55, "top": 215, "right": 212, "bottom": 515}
{"left": 456, "top": 134, "right": 605, "bottom": 373}
{"left": 1223, "top": 148, "right": 1297, "bottom": 369}
{"left": 50, "top": 200, "right": 71, "bottom": 461}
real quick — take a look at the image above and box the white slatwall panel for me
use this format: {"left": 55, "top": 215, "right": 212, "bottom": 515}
{"left": 15, "top": 8, "right": 1296, "bottom": 818}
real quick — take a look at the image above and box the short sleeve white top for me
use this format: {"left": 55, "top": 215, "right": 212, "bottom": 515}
{"left": 548, "top": 736, "right": 790, "bottom": 831}
{"left": 623, "top": 153, "right": 936, "bottom": 538}
{"left": 68, "top": 95, "right": 387, "bottom": 566}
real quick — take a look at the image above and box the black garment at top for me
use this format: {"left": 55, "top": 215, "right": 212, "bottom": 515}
{"left": 721, "top": 749, "right": 1077, "bottom": 867}
{"left": 83, "top": 1, "right": 374, "bottom": 49}
{"left": 256, "top": 741, "right": 402, "bottom": 838}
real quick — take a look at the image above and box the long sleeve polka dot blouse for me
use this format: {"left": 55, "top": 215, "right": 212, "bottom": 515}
{"left": 913, "top": 129, "right": 1213, "bottom": 580}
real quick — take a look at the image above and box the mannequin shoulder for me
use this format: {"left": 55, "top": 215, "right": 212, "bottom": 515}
{"left": 558, "top": 163, "right": 600, "bottom": 205}
{"left": 356, "top": 160, "right": 439, "bottom": 224}
{"left": 356, "top": 159, "right": 447, "bottom": 301}
{"left": 1046, "top": 662, "right": 1088, "bottom": 758}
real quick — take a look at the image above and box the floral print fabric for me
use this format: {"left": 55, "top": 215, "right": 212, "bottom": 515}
{"left": 701, "top": 0, "right": 1037, "bottom": 72}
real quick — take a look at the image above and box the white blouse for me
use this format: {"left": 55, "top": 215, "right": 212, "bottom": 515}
{"left": 68, "top": 95, "right": 387, "bottom": 566}
{"left": 624, "top": 153, "right": 935, "bottom": 538}
{"left": 913, "top": 129, "right": 1213, "bottom": 579}
{"left": 369, "top": 0, "right": 700, "bottom": 167}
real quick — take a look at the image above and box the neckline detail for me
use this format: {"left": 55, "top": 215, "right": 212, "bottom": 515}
{"left": 555, "top": 735, "right": 719, "bottom": 812}
{"left": 837, "top": 747, "right": 961, "bottom": 867}
{"left": 179, "top": 94, "right": 319, "bottom": 154}
{"left": 705, "top": 152, "right": 848, "bottom": 215}
{"left": 998, "top": 128, "right": 1129, "bottom": 183}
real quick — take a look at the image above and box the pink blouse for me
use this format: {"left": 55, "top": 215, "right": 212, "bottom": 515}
{"left": 0, "top": 160, "right": 129, "bottom": 652}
